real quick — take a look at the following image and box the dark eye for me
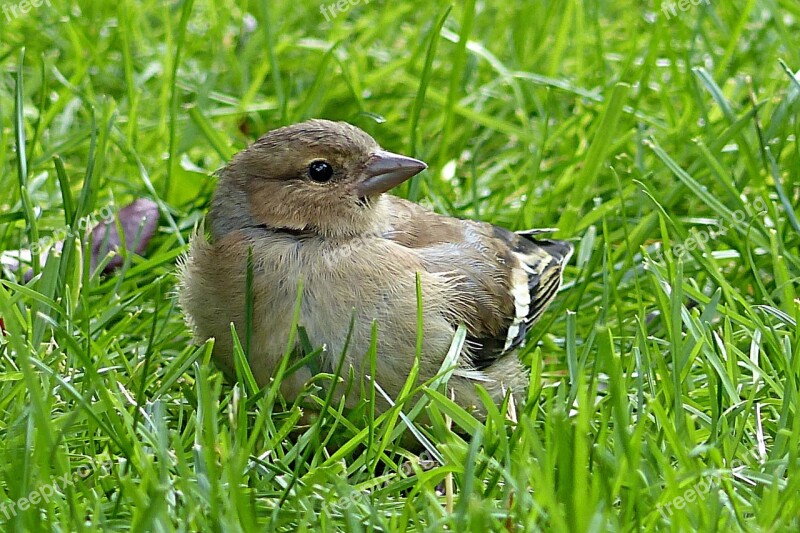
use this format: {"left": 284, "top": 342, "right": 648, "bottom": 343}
{"left": 308, "top": 160, "right": 334, "bottom": 183}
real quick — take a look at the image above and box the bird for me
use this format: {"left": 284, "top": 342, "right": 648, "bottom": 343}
{"left": 178, "top": 119, "right": 572, "bottom": 419}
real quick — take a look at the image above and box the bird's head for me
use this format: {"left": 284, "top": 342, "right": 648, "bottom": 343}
{"left": 211, "top": 119, "right": 427, "bottom": 238}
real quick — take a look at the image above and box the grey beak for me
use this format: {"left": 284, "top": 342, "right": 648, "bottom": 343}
{"left": 356, "top": 150, "right": 427, "bottom": 197}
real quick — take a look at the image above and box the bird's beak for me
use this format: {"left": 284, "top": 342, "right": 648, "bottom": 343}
{"left": 357, "top": 150, "right": 427, "bottom": 197}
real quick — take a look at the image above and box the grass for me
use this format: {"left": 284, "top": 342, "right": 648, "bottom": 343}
{"left": 1, "top": 0, "right": 799, "bottom": 530}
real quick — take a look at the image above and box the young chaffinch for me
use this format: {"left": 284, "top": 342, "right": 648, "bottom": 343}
{"left": 178, "top": 119, "right": 572, "bottom": 417}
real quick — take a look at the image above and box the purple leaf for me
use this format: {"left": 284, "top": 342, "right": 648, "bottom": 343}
{"left": 91, "top": 199, "right": 159, "bottom": 273}
{"left": 1, "top": 199, "right": 160, "bottom": 282}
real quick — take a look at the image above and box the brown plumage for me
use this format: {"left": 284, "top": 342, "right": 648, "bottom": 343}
{"left": 178, "top": 119, "right": 572, "bottom": 417}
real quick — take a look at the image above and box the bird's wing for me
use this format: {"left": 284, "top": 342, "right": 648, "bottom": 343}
{"left": 382, "top": 196, "right": 573, "bottom": 370}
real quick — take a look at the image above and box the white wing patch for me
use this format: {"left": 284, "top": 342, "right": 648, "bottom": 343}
{"left": 503, "top": 256, "right": 533, "bottom": 351}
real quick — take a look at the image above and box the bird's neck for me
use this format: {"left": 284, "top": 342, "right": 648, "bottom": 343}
{"left": 210, "top": 184, "right": 391, "bottom": 241}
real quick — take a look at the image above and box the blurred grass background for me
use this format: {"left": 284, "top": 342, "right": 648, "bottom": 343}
{"left": 1, "top": 0, "right": 799, "bottom": 530}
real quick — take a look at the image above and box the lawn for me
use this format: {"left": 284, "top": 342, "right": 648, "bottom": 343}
{"left": 1, "top": 0, "right": 799, "bottom": 530}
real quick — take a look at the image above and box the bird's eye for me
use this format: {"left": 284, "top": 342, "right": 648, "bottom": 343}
{"left": 308, "top": 160, "right": 334, "bottom": 183}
